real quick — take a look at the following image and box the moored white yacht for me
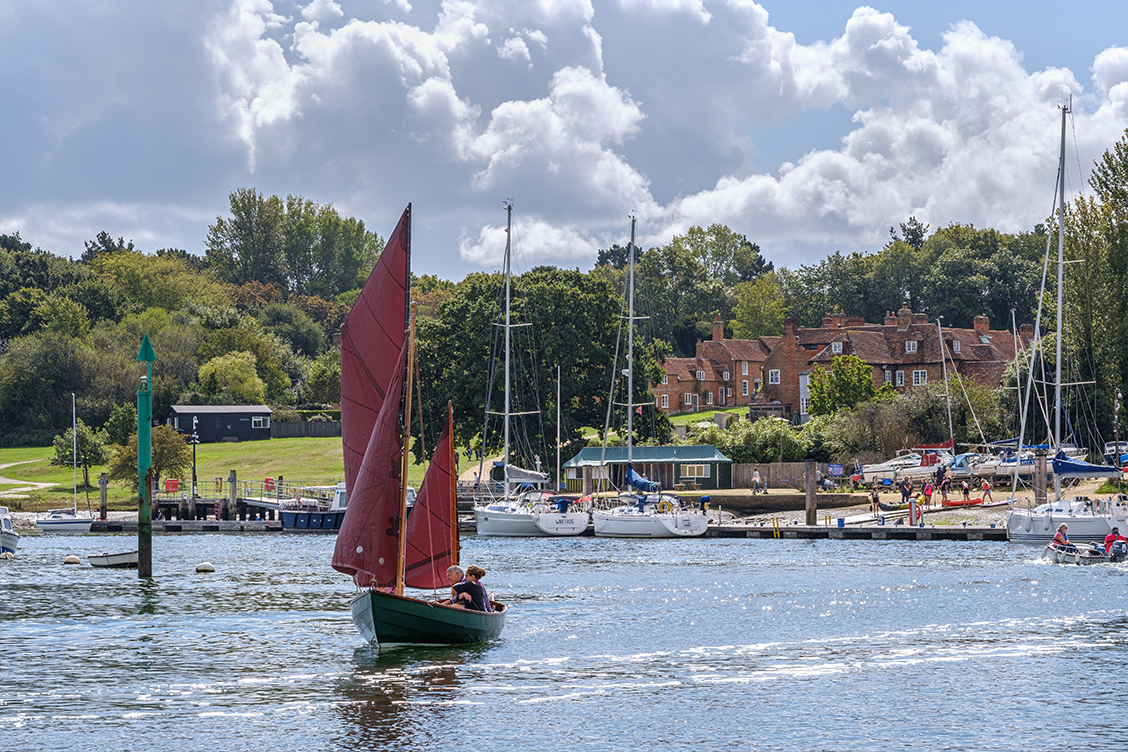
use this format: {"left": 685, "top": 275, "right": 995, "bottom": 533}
{"left": 36, "top": 394, "right": 93, "bottom": 534}
{"left": 589, "top": 217, "right": 707, "bottom": 540}
{"left": 1009, "top": 494, "right": 1128, "bottom": 543}
{"left": 474, "top": 489, "right": 589, "bottom": 537}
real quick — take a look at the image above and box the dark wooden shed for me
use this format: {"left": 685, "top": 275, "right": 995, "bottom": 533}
{"left": 167, "top": 405, "right": 273, "bottom": 443}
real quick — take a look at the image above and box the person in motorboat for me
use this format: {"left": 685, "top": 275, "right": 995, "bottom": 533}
{"left": 452, "top": 565, "right": 491, "bottom": 612}
{"left": 1104, "top": 527, "right": 1127, "bottom": 554}
{"left": 1052, "top": 523, "right": 1076, "bottom": 552}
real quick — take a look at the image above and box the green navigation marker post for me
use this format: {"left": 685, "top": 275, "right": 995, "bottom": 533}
{"left": 136, "top": 333, "right": 157, "bottom": 579}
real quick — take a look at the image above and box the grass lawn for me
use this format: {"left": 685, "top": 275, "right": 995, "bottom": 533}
{"left": 0, "top": 437, "right": 430, "bottom": 512}
{"left": 666, "top": 408, "right": 742, "bottom": 426}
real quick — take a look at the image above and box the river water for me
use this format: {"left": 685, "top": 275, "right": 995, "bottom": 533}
{"left": 2, "top": 533, "right": 1125, "bottom": 752}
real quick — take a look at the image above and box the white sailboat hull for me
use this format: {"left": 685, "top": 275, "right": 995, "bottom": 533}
{"left": 1007, "top": 496, "right": 1128, "bottom": 543}
{"left": 35, "top": 515, "right": 93, "bottom": 534}
{"left": 474, "top": 508, "right": 587, "bottom": 536}
{"left": 592, "top": 509, "right": 708, "bottom": 538}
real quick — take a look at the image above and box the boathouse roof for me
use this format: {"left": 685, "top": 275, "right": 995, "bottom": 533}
{"left": 563, "top": 445, "right": 732, "bottom": 468}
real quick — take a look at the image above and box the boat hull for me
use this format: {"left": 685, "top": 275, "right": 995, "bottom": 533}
{"left": 88, "top": 550, "right": 139, "bottom": 568}
{"left": 350, "top": 589, "right": 506, "bottom": 647}
{"left": 1, "top": 529, "right": 18, "bottom": 554}
{"left": 35, "top": 516, "right": 93, "bottom": 534}
{"left": 592, "top": 510, "right": 707, "bottom": 538}
{"left": 474, "top": 508, "right": 587, "bottom": 537}
{"left": 1041, "top": 543, "right": 1118, "bottom": 565}
{"left": 280, "top": 510, "right": 345, "bottom": 532}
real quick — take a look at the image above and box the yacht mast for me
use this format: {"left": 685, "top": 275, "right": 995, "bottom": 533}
{"left": 1053, "top": 103, "right": 1068, "bottom": 501}
{"left": 626, "top": 216, "right": 636, "bottom": 468}
{"left": 503, "top": 201, "right": 513, "bottom": 499}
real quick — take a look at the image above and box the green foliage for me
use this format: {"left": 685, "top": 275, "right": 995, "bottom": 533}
{"left": 199, "top": 326, "right": 291, "bottom": 401}
{"left": 198, "top": 351, "right": 266, "bottom": 404}
{"left": 81, "top": 231, "right": 135, "bottom": 264}
{"left": 50, "top": 419, "right": 110, "bottom": 489}
{"left": 0, "top": 287, "right": 48, "bottom": 338}
{"left": 260, "top": 303, "right": 324, "bottom": 357}
{"left": 107, "top": 425, "right": 192, "bottom": 491}
{"left": 90, "top": 249, "right": 230, "bottom": 312}
{"left": 104, "top": 403, "right": 137, "bottom": 446}
{"left": 29, "top": 296, "right": 91, "bottom": 337}
{"left": 807, "top": 355, "right": 877, "bottom": 416}
{"left": 302, "top": 351, "right": 341, "bottom": 405}
{"left": 0, "top": 331, "right": 92, "bottom": 446}
{"left": 732, "top": 271, "right": 786, "bottom": 339}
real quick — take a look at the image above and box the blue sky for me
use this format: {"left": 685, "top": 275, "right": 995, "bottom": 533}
{"left": 1, "top": 0, "right": 1125, "bottom": 280}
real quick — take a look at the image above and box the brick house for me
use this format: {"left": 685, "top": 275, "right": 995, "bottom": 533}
{"left": 654, "top": 316, "right": 777, "bottom": 415}
{"left": 757, "top": 305, "right": 1034, "bottom": 422}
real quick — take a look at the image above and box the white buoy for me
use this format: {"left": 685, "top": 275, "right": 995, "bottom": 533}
{"left": 196, "top": 561, "right": 215, "bottom": 573}
{"left": 64, "top": 554, "right": 81, "bottom": 564}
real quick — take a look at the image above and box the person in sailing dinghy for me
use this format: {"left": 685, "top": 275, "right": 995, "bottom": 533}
{"left": 452, "top": 565, "right": 491, "bottom": 612}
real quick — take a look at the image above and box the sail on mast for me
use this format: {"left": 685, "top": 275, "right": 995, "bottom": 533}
{"left": 404, "top": 403, "right": 458, "bottom": 590}
{"left": 341, "top": 206, "right": 410, "bottom": 495}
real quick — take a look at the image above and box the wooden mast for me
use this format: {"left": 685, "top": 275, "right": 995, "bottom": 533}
{"left": 396, "top": 307, "right": 416, "bottom": 596}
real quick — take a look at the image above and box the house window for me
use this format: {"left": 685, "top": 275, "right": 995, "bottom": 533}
{"left": 680, "top": 464, "right": 711, "bottom": 479}
{"left": 684, "top": 393, "right": 692, "bottom": 405}
{"left": 172, "top": 417, "right": 180, "bottom": 430}
{"left": 252, "top": 416, "right": 270, "bottom": 429}
{"left": 768, "top": 369, "right": 780, "bottom": 385}
{"left": 696, "top": 370, "right": 705, "bottom": 380}
{"left": 754, "top": 378, "right": 761, "bottom": 391}
{"left": 741, "top": 361, "right": 748, "bottom": 376}
{"left": 661, "top": 394, "right": 669, "bottom": 408}
{"left": 723, "top": 370, "right": 730, "bottom": 381}
{"left": 706, "top": 392, "right": 714, "bottom": 405}
{"left": 895, "top": 370, "right": 905, "bottom": 386}
{"left": 742, "top": 380, "right": 749, "bottom": 396}
{"left": 726, "top": 388, "right": 732, "bottom": 397}
{"left": 831, "top": 341, "right": 842, "bottom": 354}
{"left": 913, "top": 370, "right": 928, "bottom": 386}
{"left": 661, "top": 374, "right": 668, "bottom": 385}
{"left": 905, "top": 340, "right": 917, "bottom": 353}
{"left": 952, "top": 340, "right": 961, "bottom": 354}
{"left": 883, "top": 370, "right": 891, "bottom": 384}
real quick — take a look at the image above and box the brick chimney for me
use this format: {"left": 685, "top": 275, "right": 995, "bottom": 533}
{"left": 831, "top": 311, "right": 846, "bottom": 328}
{"left": 784, "top": 318, "right": 798, "bottom": 338}
{"left": 1019, "top": 323, "right": 1034, "bottom": 339}
{"left": 896, "top": 303, "right": 912, "bottom": 330}
{"left": 884, "top": 311, "right": 896, "bottom": 326}
{"left": 973, "top": 314, "right": 990, "bottom": 338}
{"left": 822, "top": 315, "right": 834, "bottom": 327}
{"left": 712, "top": 314, "right": 724, "bottom": 342}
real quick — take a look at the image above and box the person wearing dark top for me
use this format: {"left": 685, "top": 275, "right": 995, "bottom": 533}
{"left": 1104, "top": 527, "right": 1127, "bottom": 553}
{"left": 453, "top": 565, "right": 490, "bottom": 611}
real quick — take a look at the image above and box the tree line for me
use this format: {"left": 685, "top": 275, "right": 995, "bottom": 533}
{"left": 2, "top": 130, "right": 1124, "bottom": 465}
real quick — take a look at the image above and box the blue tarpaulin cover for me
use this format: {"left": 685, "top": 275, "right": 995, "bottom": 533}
{"left": 626, "top": 467, "right": 660, "bottom": 493}
{"left": 1051, "top": 452, "right": 1121, "bottom": 479}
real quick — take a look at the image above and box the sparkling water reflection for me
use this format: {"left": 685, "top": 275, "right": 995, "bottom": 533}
{"left": 2, "top": 533, "right": 1125, "bottom": 751}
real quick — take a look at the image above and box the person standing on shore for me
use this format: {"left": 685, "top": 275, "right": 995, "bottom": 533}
{"left": 870, "top": 485, "right": 881, "bottom": 515}
{"left": 981, "top": 479, "right": 993, "bottom": 504}
{"left": 898, "top": 477, "right": 912, "bottom": 504}
{"left": 752, "top": 467, "right": 763, "bottom": 494}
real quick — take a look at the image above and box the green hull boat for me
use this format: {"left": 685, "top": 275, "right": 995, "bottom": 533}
{"left": 351, "top": 589, "right": 507, "bottom": 647}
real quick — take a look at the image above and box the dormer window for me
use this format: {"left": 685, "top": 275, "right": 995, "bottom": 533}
{"left": 661, "top": 374, "right": 668, "bottom": 385}
{"left": 722, "top": 370, "right": 730, "bottom": 381}
{"left": 952, "top": 340, "right": 961, "bottom": 354}
{"left": 831, "top": 341, "right": 842, "bottom": 354}
{"left": 696, "top": 370, "right": 706, "bottom": 381}
{"left": 905, "top": 340, "right": 917, "bottom": 354}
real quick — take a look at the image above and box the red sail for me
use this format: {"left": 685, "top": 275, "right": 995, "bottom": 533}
{"left": 332, "top": 343, "right": 407, "bottom": 587}
{"left": 341, "top": 206, "right": 410, "bottom": 495}
{"left": 404, "top": 404, "right": 458, "bottom": 590}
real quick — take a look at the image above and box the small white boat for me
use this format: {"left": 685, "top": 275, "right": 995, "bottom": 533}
{"left": 1041, "top": 540, "right": 1127, "bottom": 565}
{"left": 88, "top": 550, "right": 139, "bottom": 568}
{"left": 474, "top": 490, "right": 589, "bottom": 537}
{"left": 35, "top": 508, "right": 94, "bottom": 534}
{"left": 1, "top": 506, "right": 20, "bottom": 554}
{"left": 593, "top": 493, "right": 708, "bottom": 538}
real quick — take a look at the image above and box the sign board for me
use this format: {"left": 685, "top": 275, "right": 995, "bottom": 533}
{"left": 828, "top": 463, "right": 844, "bottom": 476}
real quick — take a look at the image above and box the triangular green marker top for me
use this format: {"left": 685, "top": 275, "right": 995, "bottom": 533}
{"left": 136, "top": 333, "right": 157, "bottom": 362}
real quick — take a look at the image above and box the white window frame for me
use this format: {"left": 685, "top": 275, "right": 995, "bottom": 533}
{"left": 883, "top": 370, "right": 891, "bottom": 384}
{"left": 905, "top": 340, "right": 917, "bottom": 354}
{"left": 661, "top": 394, "right": 669, "bottom": 409}
{"left": 952, "top": 340, "right": 961, "bottom": 354}
{"left": 895, "top": 370, "right": 905, "bottom": 387}
{"left": 726, "top": 388, "right": 732, "bottom": 397}
{"left": 768, "top": 369, "right": 780, "bottom": 385}
{"left": 913, "top": 370, "right": 928, "bottom": 386}
{"left": 754, "top": 378, "right": 761, "bottom": 391}
{"left": 661, "top": 374, "right": 668, "bottom": 385}
{"left": 723, "top": 370, "right": 730, "bottom": 381}
{"left": 680, "top": 464, "right": 711, "bottom": 479}
{"left": 741, "top": 361, "right": 748, "bottom": 376}
{"left": 696, "top": 370, "right": 706, "bottom": 381}
{"left": 742, "top": 380, "right": 749, "bottom": 396}
{"left": 252, "top": 416, "right": 270, "bottom": 429}
{"left": 706, "top": 392, "right": 714, "bottom": 405}
{"left": 684, "top": 393, "right": 692, "bottom": 405}
{"left": 831, "top": 341, "right": 842, "bottom": 354}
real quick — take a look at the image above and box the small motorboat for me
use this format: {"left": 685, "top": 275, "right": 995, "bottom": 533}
{"left": 1, "top": 506, "right": 20, "bottom": 554}
{"left": 1041, "top": 540, "right": 1127, "bottom": 565}
{"left": 88, "top": 550, "right": 139, "bottom": 568}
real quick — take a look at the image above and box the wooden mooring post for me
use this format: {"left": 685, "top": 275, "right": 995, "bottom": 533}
{"left": 99, "top": 473, "right": 108, "bottom": 520}
{"left": 804, "top": 459, "right": 817, "bottom": 526}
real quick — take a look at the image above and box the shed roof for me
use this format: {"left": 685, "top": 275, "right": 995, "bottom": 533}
{"left": 169, "top": 405, "right": 273, "bottom": 414}
{"left": 563, "top": 445, "right": 732, "bottom": 468}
